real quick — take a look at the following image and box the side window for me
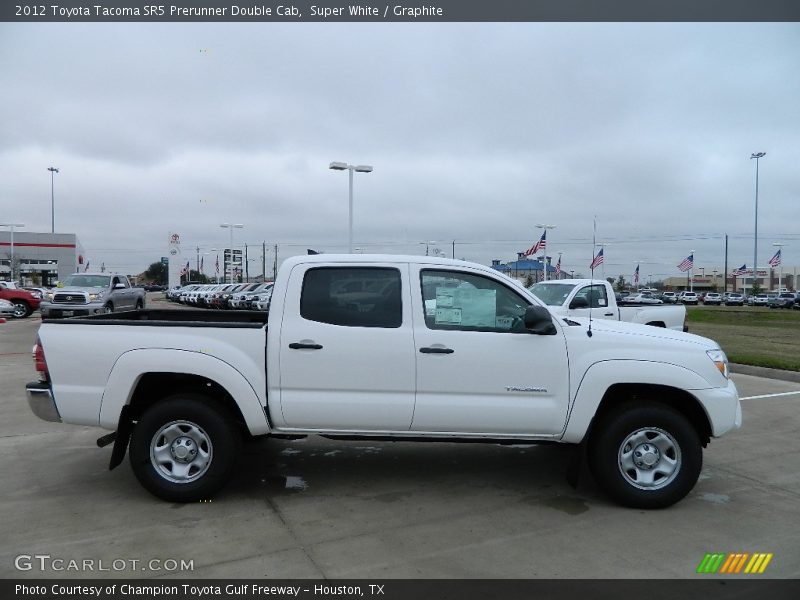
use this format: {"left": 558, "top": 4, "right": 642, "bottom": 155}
{"left": 301, "top": 267, "right": 402, "bottom": 328}
{"left": 420, "top": 270, "right": 531, "bottom": 333}
{"left": 574, "top": 285, "right": 608, "bottom": 308}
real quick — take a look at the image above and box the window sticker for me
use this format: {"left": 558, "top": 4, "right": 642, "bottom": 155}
{"left": 433, "top": 287, "right": 497, "bottom": 327}
{"left": 435, "top": 307, "right": 462, "bottom": 324}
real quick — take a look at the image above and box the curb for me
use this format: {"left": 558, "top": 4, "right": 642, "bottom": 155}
{"left": 730, "top": 363, "right": 800, "bottom": 384}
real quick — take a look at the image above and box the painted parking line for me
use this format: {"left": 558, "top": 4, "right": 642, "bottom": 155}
{"left": 740, "top": 391, "right": 800, "bottom": 400}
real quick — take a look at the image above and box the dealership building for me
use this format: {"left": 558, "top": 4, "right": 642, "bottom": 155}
{"left": 0, "top": 231, "right": 86, "bottom": 287}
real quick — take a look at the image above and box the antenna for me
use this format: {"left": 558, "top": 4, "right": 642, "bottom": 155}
{"left": 588, "top": 217, "right": 596, "bottom": 337}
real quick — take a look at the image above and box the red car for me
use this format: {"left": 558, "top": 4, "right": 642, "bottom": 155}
{"left": 0, "top": 282, "right": 41, "bottom": 318}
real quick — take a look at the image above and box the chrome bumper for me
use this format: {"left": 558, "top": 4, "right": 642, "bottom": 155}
{"left": 26, "top": 382, "right": 61, "bottom": 422}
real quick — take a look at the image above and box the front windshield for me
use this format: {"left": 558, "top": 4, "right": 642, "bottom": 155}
{"left": 529, "top": 283, "right": 577, "bottom": 306}
{"left": 61, "top": 274, "right": 111, "bottom": 288}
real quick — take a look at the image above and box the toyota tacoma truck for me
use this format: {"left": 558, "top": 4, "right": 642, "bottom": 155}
{"left": 26, "top": 255, "right": 740, "bottom": 508}
{"left": 39, "top": 273, "right": 146, "bottom": 319}
{"left": 529, "top": 279, "right": 688, "bottom": 331}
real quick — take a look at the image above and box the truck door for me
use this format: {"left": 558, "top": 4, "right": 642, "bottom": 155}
{"left": 277, "top": 264, "right": 416, "bottom": 431}
{"left": 568, "top": 284, "right": 618, "bottom": 321}
{"left": 411, "top": 267, "right": 570, "bottom": 435}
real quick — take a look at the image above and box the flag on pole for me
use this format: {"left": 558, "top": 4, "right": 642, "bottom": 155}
{"left": 768, "top": 249, "right": 781, "bottom": 268}
{"left": 677, "top": 254, "right": 694, "bottom": 272}
{"left": 555, "top": 255, "right": 561, "bottom": 277}
{"left": 590, "top": 248, "right": 604, "bottom": 270}
{"left": 731, "top": 264, "right": 747, "bottom": 277}
{"left": 83, "top": 261, "right": 90, "bottom": 272}
{"left": 180, "top": 262, "right": 189, "bottom": 276}
{"left": 524, "top": 231, "right": 546, "bottom": 257}
{"left": 200, "top": 256, "right": 204, "bottom": 273}
{"left": 633, "top": 264, "right": 640, "bottom": 285}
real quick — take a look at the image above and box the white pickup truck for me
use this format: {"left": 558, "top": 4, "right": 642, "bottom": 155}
{"left": 529, "top": 279, "right": 688, "bottom": 332}
{"left": 26, "top": 255, "right": 740, "bottom": 508}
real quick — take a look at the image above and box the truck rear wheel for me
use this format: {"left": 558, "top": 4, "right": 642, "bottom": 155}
{"left": 588, "top": 402, "right": 702, "bottom": 508}
{"left": 129, "top": 395, "right": 240, "bottom": 502}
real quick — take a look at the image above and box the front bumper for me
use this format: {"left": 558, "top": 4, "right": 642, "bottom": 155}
{"left": 693, "top": 378, "right": 742, "bottom": 438}
{"left": 40, "top": 301, "right": 105, "bottom": 319}
{"left": 26, "top": 382, "right": 61, "bottom": 422}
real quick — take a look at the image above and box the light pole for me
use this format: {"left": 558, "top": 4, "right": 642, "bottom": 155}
{"left": 773, "top": 242, "right": 784, "bottom": 291}
{"left": 329, "top": 161, "right": 373, "bottom": 253}
{"left": 1, "top": 223, "right": 25, "bottom": 282}
{"left": 47, "top": 167, "right": 59, "bottom": 233}
{"left": 751, "top": 152, "right": 765, "bottom": 294}
{"left": 536, "top": 224, "right": 556, "bottom": 281}
{"left": 220, "top": 224, "right": 243, "bottom": 284}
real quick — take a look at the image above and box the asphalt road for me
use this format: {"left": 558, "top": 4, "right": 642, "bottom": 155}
{"left": 1, "top": 300, "right": 799, "bottom": 579}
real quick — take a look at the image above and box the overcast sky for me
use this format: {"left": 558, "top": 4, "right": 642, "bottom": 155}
{"left": 1, "top": 22, "right": 798, "bottom": 280}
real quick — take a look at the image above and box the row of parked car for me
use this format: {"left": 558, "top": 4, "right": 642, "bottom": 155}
{"left": 657, "top": 290, "right": 799, "bottom": 308}
{"left": 166, "top": 281, "right": 274, "bottom": 311}
{"left": 0, "top": 281, "right": 45, "bottom": 319}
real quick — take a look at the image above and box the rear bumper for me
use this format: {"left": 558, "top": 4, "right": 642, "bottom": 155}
{"left": 26, "top": 382, "right": 61, "bottom": 422}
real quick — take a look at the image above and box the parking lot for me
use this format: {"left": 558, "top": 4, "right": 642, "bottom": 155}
{"left": 1, "top": 299, "right": 799, "bottom": 579}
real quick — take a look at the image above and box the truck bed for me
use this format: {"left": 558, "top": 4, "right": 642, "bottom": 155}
{"left": 45, "top": 309, "right": 268, "bottom": 328}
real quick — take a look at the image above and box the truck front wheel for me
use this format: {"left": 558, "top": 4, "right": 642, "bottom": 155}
{"left": 129, "top": 395, "right": 240, "bottom": 502}
{"left": 588, "top": 402, "right": 702, "bottom": 508}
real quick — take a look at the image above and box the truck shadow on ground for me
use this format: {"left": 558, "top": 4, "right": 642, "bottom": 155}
{"left": 224, "top": 435, "right": 602, "bottom": 513}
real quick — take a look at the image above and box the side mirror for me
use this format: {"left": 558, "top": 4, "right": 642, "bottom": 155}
{"left": 569, "top": 297, "right": 589, "bottom": 309}
{"left": 113, "top": 283, "right": 125, "bottom": 289}
{"left": 524, "top": 306, "right": 557, "bottom": 335}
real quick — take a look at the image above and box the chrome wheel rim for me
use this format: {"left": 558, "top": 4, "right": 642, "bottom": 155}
{"left": 150, "top": 420, "right": 213, "bottom": 484}
{"left": 12, "top": 303, "right": 27, "bottom": 317}
{"left": 618, "top": 427, "right": 681, "bottom": 490}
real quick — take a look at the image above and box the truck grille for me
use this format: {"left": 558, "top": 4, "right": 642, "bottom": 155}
{"left": 53, "top": 292, "right": 89, "bottom": 304}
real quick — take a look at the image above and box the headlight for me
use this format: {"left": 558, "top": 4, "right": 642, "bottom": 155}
{"left": 89, "top": 293, "right": 101, "bottom": 301}
{"left": 707, "top": 349, "right": 729, "bottom": 379}
{"left": 46, "top": 292, "right": 54, "bottom": 300}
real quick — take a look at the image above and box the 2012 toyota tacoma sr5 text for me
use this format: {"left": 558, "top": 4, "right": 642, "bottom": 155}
{"left": 26, "top": 255, "right": 741, "bottom": 508}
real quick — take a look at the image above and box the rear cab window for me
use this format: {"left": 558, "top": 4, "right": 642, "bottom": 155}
{"left": 300, "top": 267, "right": 402, "bottom": 328}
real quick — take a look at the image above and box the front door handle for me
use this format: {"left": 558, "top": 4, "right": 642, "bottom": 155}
{"left": 604, "top": 312, "right": 614, "bottom": 316}
{"left": 289, "top": 342, "right": 323, "bottom": 350}
{"left": 419, "top": 347, "right": 454, "bottom": 354}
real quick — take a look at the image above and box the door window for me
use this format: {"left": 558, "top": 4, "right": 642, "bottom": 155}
{"left": 301, "top": 267, "right": 402, "bottom": 328}
{"left": 420, "top": 270, "right": 530, "bottom": 333}
{"left": 574, "top": 285, "right": 608, "bottom": 308}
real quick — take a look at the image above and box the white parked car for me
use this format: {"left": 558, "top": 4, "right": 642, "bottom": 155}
{"left": 0, "top": 298, "right": 16, "bottom": 318}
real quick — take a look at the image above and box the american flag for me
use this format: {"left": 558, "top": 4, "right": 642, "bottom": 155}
{"left": 633, "top": 264, "right": 640, "bottom": 285}
{"left": 768, "top": 249, "right": 781, "bottom": 268}
{"left": 524, "top": 231, "right": 546, "bottom": 257}
{"left": 83, "top": 261, "right": 90, "bottom": 272}
{"left": 677, "top": 254, "right": 694, "bottom": 272}
{"left": 590, "top": 248, "right": 604, "bottom": 270}
{"left": 555, "top": 255, "right": 561, "bottom": 276}
{"left": 180, "top": 261, "right": 190, "bottom": 276}
{"left": 200, "top": 256, "right": 204, "bottom": 272}
{"left": 731, "top": 264, "right": 747, "bottom": 277}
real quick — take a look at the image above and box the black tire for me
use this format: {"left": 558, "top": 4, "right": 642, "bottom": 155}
{"left": 588, "top": 402, "right": 702, "bottom": 509}
{"left": 135, "top": 299, "right": 144, "bottom": 310}
{"left": 128, "top": 395, "right": 241, "bottom": 502}
{"left": 11, "top": 300, "right": 31, "bottom": 318}
{"left": 104, "top": 303, "right": 114, "bottom": 313}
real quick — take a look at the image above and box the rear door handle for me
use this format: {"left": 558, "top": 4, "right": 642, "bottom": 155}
{"left": 289, "top": 342, "right": 323, "bottom": 350}
{"left": 419, "top": 347, "right": 454, "bottom": 354}
{"left": 604, "top": 312, "right": 614, "bottom": 316}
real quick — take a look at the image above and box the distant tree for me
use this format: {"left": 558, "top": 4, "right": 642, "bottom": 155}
{"left": 615, "top": 275, "right": 627, "bottom": 292}
{"left": 185, "top": 270, "right": 209, "bottom": 284}
{"left": 750, "top": 282, "right": 762, "bottom": 296}
{"left": 606, "top": 277, "right": 615, "bottom": 287}
{"left": 143, "top": 261, "right": 167, "bottom": 284}
{"left": 524, "top": 274, "right": 534, "bottom": 287}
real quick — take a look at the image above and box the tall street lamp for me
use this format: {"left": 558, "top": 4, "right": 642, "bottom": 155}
{"left": 1, "top": 223, "right": 25, "bottom": 282}
{"left": 329, "top": 161, "right": 373, "bottom": 253}
{"left": 220, "top": 224, "right": 243, "bottom": 284}
{"left": 751, "top": 152, "right": 765, "bottom": 293}
{"left": 48, "top": 167, "right": 59, "bottom": 233}
{"left": 536, "top": 224, "right": 556, "bottom": 281}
